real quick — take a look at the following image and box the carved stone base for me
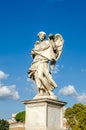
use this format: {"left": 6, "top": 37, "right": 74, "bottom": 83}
{"left": 33, "top": 93, "right": 57, "bottom": 100}
{"left": 23, "top": 98, "right": 67, "bottom": 130}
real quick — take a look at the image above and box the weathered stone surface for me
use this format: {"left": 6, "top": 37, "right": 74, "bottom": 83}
{"left": 28, "top": 31, "right": 64, "bottom": 97}
{"left": 23, "top": 98, "right": 67, "bottom": 130}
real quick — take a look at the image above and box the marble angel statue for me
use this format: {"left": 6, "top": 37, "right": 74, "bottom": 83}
{"left": 28, "top": 31, "right": 64, "bottom": 99}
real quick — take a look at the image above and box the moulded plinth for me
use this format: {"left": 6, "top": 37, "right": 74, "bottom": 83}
{"left": 23, "top": 98, "right": 67, "bottom": 130}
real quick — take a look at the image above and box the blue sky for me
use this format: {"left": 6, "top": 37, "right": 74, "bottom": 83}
{"left": 0, "top": 0, "right": 86, "bottom": 119}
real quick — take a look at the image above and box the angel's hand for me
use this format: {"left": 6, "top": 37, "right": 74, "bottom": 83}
{"left": 50, "top": 60, "right": 56, "bottom": 70}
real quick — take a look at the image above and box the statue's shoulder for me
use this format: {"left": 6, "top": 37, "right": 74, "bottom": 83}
{"left": 45, "top": 40, "right": 49, "bottom": 44}
{"left": 35, "top": 41, "right": 40, "bottom": 45}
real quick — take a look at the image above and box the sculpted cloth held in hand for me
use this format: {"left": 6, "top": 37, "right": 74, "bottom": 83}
{"left": 28, "top": 32, "right": 64, "bottom": 97}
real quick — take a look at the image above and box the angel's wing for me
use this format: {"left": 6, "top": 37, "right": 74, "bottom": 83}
{"left": 54, "top": 34, "right": 64, "bottom": 61}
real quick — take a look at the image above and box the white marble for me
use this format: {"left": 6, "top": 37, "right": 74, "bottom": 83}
{"left": 28, "top": 32, "right": 64, "bottom": 98}
{"left": 26, "top": 104, "right": 46, "bottom": 128}
{"left": 23, "top": 98, "right": 67, "bottom": 130}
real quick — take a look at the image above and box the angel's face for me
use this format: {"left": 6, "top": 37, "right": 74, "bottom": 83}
{"left": 39, "top": 34, "right": 46, "bottom": 41}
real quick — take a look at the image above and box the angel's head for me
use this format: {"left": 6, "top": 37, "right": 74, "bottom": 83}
{"left": 37, "top": 31, "right": 46, "bottom": 41}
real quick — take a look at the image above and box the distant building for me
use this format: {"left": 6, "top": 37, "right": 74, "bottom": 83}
{"left": 8, "top": 113, "right": 17, "bottom": 124}
{"left": 8, "top": 113, "right": 25, "bottom": 130}
{"left": 9, "top": 122, "right": 25, "bottom": 130}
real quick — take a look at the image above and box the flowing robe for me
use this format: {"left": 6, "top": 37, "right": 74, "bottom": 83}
{"left": 28, "top": 40, "right": 58, "bottom": 93}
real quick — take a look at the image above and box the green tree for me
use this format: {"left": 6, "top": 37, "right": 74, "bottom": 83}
{"left": 0, "top": 119, "right": 9, "bottom": 130}
{"left": 65, "top": 103, "right": 86, "bottom": 130}
{"left": 15, "top": 111, "right": 25, "bottom": 122}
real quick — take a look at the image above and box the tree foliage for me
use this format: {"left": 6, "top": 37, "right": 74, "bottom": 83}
{"left": 15, "top": 111, "right": 25, "bottom": 122}
{"left": 65, "top": 103, "right": 86, "bottom": 130}
{"left": 0, "top": 119, "right": 9, "bottom": 130}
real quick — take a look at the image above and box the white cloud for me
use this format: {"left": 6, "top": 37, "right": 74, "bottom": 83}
{"left": 27, "top": 77, "right": 32, "bottom": 82}
{"left": 51, "top": 64, "right": 64, "bottom": 75}
{"left": 0, "top": 70, "right": 19, "bottom": 100}
{"left": 0, "top": 85, "right": 19, "bottom": 100}
{"left": 59, "top": 85, "right": 86, "bottom": 104}
{"left": 59, "top": 85, "right": 77, "bottom": 96}
{"left": 77, "top": 93, "right": 86, "bottom": 104}
{"left": 0, "top": 70, "right": 9, "bottom": 80}
{"left": 51, "top": 64, "right": 60, "bottom": 74}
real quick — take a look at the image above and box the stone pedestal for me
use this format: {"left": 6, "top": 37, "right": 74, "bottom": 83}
{"left": 23, "top": 98, "right": 67, "bottom": 130}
